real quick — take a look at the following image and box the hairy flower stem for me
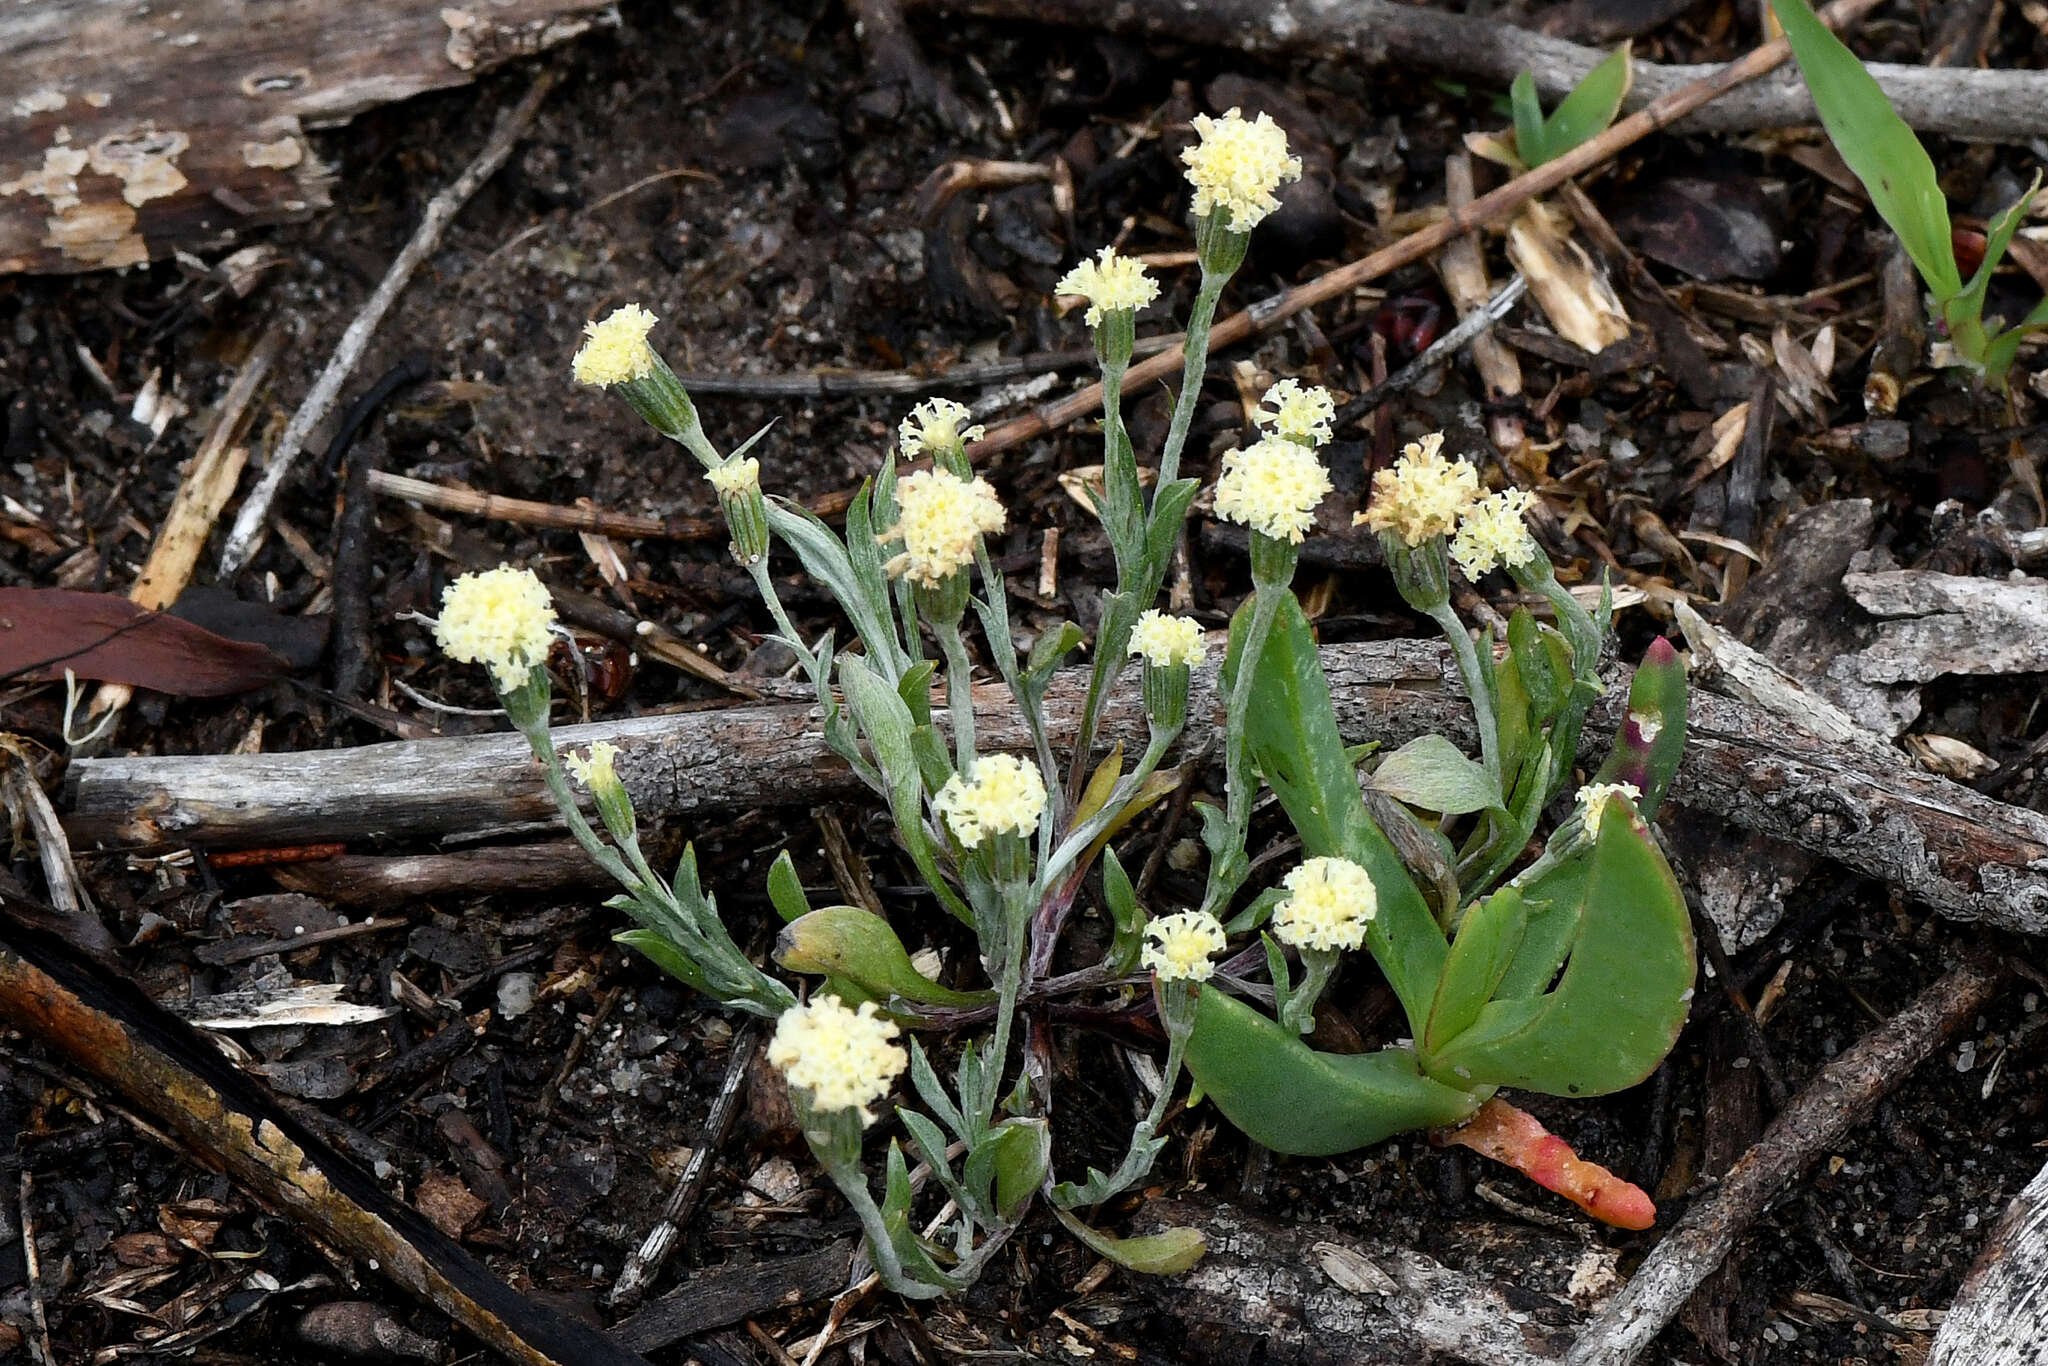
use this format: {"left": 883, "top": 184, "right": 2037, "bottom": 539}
{"left": 1157, "top": 268, "right": 1226, "bottom": 493}
{"left": 1425, "top": 602, "right": 1504, "bottom": 791}
{"left": 933, "top": 620, "right": 979, "bottom": 770}
{"left": 1070, "top": 265, "right": 1230, "bottom": 797}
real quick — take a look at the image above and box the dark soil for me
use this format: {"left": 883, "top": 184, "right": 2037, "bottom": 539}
{"left": 3, "top": 1, "right": 2047, "bottom": 1363}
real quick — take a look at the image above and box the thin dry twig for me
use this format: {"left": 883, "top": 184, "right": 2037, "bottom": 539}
{"left": 18, "top": 1174, "right": 49, "bottom": 1366}
{"left": 607, "top": 1023, "right": 760, "bottom": 1309}
{"left": 964, "top": 0, "right": 1885, "bottom": 462}
{"left": 1565, "top": 949, "right": 2011, "bottom": 1366}
{"left": 217, "top": 74, "right": 557, "bottom": 577}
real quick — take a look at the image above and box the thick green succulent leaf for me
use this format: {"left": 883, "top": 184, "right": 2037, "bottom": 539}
{"left": 1184, "top": 987, "right": 1480, "bottom": 1155}
{"left": 767, "top": 850, "right": 813, "bottom": 924}
{"left": 1423, "top": 887, "right": 1528, "bottom": 1053}
{"left": 776, "top": 905, "right": 992, "bottom": 1008}
{"left": 1051, "top": 1206, "right": 1206, "bottom": 1275}
{"left": 1769, "top": 0, "right": 1959, "bottom": 299}
{"left": 1233, "top": 592, "right": 1447, "bottom": 1029}
{"left": 1371, "top": 734, "right": 1502, "bottom": 816}
{"left": 1589, "top": 636, "right": 1688, "bottom": 818}
{"left": 1537, "top": 44, "right": 1632, "bottom": 166}
{"left": 1426, "top": 805, "right": 1694, "bottom": 1096}
{"left": 1490, "top": 856, "right": 1586, "bottom": 1001}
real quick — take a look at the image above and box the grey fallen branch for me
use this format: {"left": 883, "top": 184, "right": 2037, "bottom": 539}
{"left": 64, "top": 639, "right": 2048, "bottom": 934}
{"left": 917, "top": 0, "right": 2048, "bottom": 140}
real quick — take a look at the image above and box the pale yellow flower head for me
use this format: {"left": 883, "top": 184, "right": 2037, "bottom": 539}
{"left": 1273, "top": 856, "right": 1378, "bottom": 953}
{"left": 767, "top": 994, "right": 908, "bottom": 1125}
{"left": 572, "top": 304, "right": 658, "bottom": 387}
{"left": 1182, "top": 108, "right": 1302, "bottom": 232}
{"left": 565, "top": 740, "right": 621, "bottom": 793}
{"left": 882, "top": 468, "right": 1007, "bottom": 587}
{"left": 706, "top": 456, "right": 760, "bottom": 497}
{"left": 1254, "top": 378, "right": 1336, "bottom": 447}
{"left": 1449, "top": 487, "right": 1540, "bottom": 579}
{"left": 1360, "top": 433, "right": 1481, "bottom": 545}
{"left": 434, "top": 565, "right": 557, "bottom": 692}
{"left": 1142, "top": 910, "right": 1227, "bottom": 983}
{"left": 933, "top": 753, "right": 1047, "bottom": 848}
{"left": 1576, "top": 781, "right": 1642, "bottom": 829}
{"left": 1056, "top": 247, "right": 1160, "bottom": 327}
{"left": 1129, "top": 610, "right": 1207, "bottom": 668}
{"left": 1213, "top": 436, "right": 1332, "bottom": 544}
{"left": 898, "top": 398, "right": 985, "bottom": 459}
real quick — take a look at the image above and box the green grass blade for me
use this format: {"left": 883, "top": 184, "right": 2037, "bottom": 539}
{"left": 1770, "top": 0, "right": 1959, "bottom": 299}
{"left": 1539, "top": 44, "right": 1632, "bottom": 165}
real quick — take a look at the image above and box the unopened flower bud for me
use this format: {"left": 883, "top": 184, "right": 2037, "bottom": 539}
{"left": 707, "top": 456, "right": 769, "bottom": 565}
{"left": 566, "top": 740, "right": 636, "bottom": 844}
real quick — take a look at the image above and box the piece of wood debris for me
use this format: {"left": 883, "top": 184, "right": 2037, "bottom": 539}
{"left": 0, "top": 907, "right": 653, "bottom": 1366}
{"left": 1843, "top": 568, "right": 2048, "bottom": 683}
{"left": 0, "top": 0, "right": 612, "bottom": 275}
{"left": 64, "top": 636, "right": 2048, "bottom": 935}
{"left": 610, "top": 1242, "right": 855, "bottom": 1354}
{"left": 1928, "top": 1157, "right": 2048, "bottom": 1366}
{"left": 1132, "top": 1198, "right": 1616, "bottom": 1365}
{"left": 166, "top": 982, "right": 393, "bottom": 1030}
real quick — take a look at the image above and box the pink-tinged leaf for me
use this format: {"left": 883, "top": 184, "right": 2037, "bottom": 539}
{"left": 1437, "top": 1097, "right": 1656, "bottom": 1230}
{"left": 0, "top": 589, "right": 290, "bottom": 696}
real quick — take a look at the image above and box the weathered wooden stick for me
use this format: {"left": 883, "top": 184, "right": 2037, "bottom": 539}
{"left": 916, "top": 0, "right": 2048, "bottom": 140}
{"left": 1563, "top": 950, "right": 2011, "bottom": 1366}
{"left": 1928, "top": 1157, "right": 2048, "bottom": 1366}
{"left": 0, "top": 902, "right": 652, "bottom": 1366}
{"left": 63, "top": 639, "right": 2048, "bottom": 933}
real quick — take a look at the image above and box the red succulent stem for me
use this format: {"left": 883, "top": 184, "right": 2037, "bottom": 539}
{"left": 1436, "top": 1097, "right": 1657, "bottom": 1231}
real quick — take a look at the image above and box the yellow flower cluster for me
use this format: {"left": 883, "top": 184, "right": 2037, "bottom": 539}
{"left": 1142, "top": 910, "right": 1227, "bottom": 983}
{"left": 1129, "top": 610, "right": 1207, "bottom": 668}
{"left": 1213, "top": 436, "right": 1332, "bottom": 543}
{"left": 1449, "top": 488, "right": 1539, "bottom": 579}
{"left": 571, "top": 304, "right": 658, "bottom": 388}
{"left": 1576, "top": 781, "right": 1642, "bottom": 828}
{"left": 1359, "top": 433, "right": 1480, "bottom": 545}
{"left": 882, "top": 469, "right": 1007, "bottom": 586}
{"left": 707, "top": 456, "right": 760, "bottom": 497}
{"left": 767, "top": 994, "right": 908, "bottom": 1125}
{"left": 1182, "top": 108, "right": 1302, "bottom": 231}
{"left": 898, "top": 398, "right": 985, "bottom": 459}
{"left": 1056, "top": 247, "right": 1160, "bottom": 327}
{"left": 933, "top": 753, "right": 1047, "bottom": 848}
{"left": 1273, "top": 856, "right": 1378, "bottom": 952}
{"left": 1254, "top": 379, "right": 1336, "bottom": 447}
{"left": 565, "top": 740, "right": 621, "bottom": 793}
{"left": 434, "top": 565, "right": 557, "bottom": 692}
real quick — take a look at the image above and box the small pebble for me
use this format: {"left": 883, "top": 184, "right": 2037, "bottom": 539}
{"left": 497, "top": 972, "right": 538, "bottom": 1020}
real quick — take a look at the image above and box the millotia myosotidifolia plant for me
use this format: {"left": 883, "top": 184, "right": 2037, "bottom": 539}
{"left": 431, "top": 109, "right": 1698, "bottom": 1297}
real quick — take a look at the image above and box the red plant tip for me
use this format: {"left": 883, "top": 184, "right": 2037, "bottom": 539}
{"left": 1644, "top": 635, "right": 1679, "bottom": 666}
{"left": 1437, "top": 1098, "right": 1658, "bottom": 1231}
